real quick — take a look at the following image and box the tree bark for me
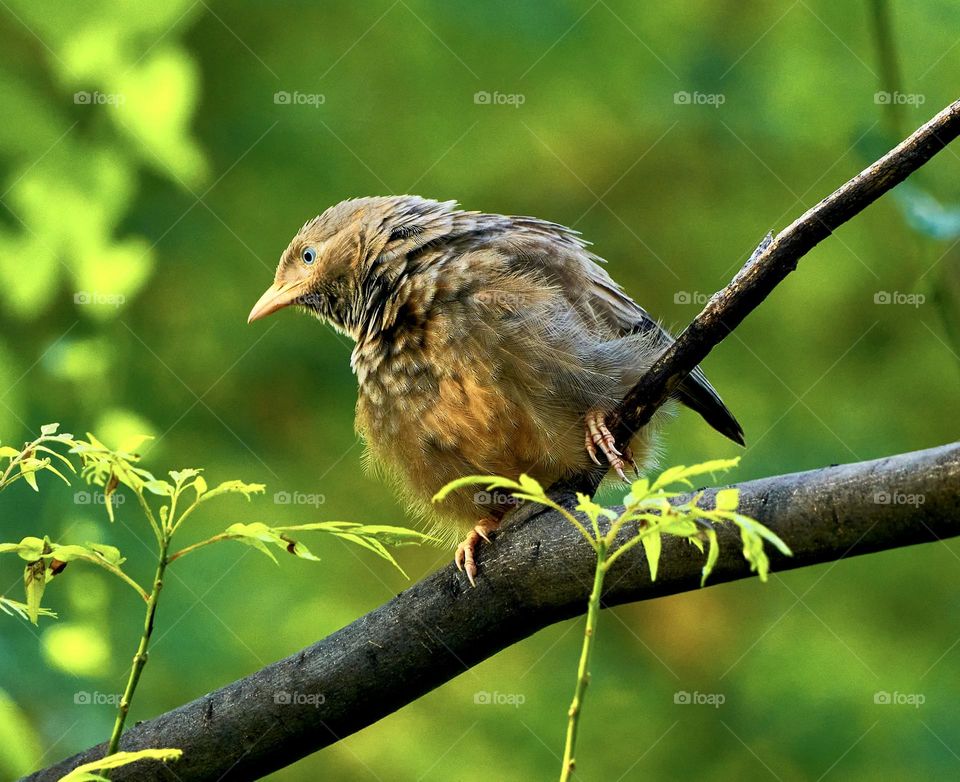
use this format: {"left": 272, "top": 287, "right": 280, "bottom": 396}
{"left": 26, "top": 442, "right": 960, "bottom": 781}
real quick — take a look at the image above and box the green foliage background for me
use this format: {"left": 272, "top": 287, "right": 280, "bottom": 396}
{"left": 1, "top": 1, "right": 959, "bottom": 779}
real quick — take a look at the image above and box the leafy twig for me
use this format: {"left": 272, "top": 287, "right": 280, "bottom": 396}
{"left": 434, "top": 458, "right": 791, "bottom": 780}
{"left": 1, "top": 421, "right": 440, "bottom": 771}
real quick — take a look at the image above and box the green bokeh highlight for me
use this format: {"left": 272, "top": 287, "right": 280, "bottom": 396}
{"left": 1, "top": 1, "right": 959, "bottom": 779}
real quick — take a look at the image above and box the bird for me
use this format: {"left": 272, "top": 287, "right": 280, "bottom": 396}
{"left": 248, "top": 196, "right": 743, "bottom": 586}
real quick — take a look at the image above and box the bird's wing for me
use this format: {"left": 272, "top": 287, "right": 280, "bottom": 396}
{"left": 502, "top": 217, "right": 745, "bottom": 445}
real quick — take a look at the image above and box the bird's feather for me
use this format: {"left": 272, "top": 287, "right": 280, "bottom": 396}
{"left": 481, "top": 215, "right": 744, "bottom": 445}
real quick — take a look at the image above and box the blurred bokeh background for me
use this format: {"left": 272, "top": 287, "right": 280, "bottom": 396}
{"left": 1, "top": 1, "right": 959, "bottom": 779}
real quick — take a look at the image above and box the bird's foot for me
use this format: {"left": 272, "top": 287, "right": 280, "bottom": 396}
{"left": 584, "top": 409, "right": 636, "bottom": 481}
{"left": 454, "top": 518, "right": 501, "bottom": 587}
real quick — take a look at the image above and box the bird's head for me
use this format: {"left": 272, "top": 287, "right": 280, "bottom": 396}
{"left": 247, "top": 195, "right": 460, "bottom": 337}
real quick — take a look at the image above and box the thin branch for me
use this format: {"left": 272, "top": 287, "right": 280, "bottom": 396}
{"left": 589, "top": 97, "right": 960, "bottom": 494}
{"left": 26, "top": 442, "right": 960, "bottom": 781}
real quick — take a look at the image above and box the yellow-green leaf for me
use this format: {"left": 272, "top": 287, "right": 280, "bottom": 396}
{"left": 24, "top": 560, "right": 47, "bottom": 625}
{"left": 0, "top": 537, "right": 46, "bottom": 561}
{"left": 701, "top": 528, "right": 719, "bottom": 586}
{"left": 640, "top": 531, "right": 662, "bottom": 581}
{"left": 20, "top": 462, "right": 39, "bottom": 491}
{"left": 58, "top": 748, "right": 183, "bottom": 782}
{"left": 118, "top": 434, "right": 153, "bottom": 454}
{"left": 200, "top": 479, "right": 265, "bottom": 502}
{"left": 0, "top": 596, "right": 56, "bottom": 621}
{"left": 714, "top": 488, "right": 739, "bottom": 511}
{"left": 431, "top": 474, "right": 521, "bottom": 503}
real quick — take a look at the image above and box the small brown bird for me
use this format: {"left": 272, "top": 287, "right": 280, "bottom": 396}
{"left": 248, "top": 196, "right": 743, "bottom": 584}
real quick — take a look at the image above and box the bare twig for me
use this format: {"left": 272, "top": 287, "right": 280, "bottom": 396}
{"left": 596, "top": 97, "right": 960, "bottom": 494}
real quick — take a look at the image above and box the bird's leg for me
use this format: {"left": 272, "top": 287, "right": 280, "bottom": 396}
{"left": 454, "top": 517, "right": 501, "bottom": 587}
{"left": 584, "top": 409, "right": 635, "bottom": 481}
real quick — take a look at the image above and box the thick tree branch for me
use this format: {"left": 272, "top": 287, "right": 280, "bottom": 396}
{"left": 27, "top": 98, "right": 960, "bottom": 781}
{"left": 27, "top": 443, "right": 960, "bottom": 781}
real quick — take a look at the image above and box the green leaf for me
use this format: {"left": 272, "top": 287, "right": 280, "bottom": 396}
{"left": 701, "top": 528, "right": 719, "bottom": 586}
{"left": 118, "top": 434, "right": 153, "bottom": 454}
{"left": 714, "top": 488, "right": 739, "bottom": 511}
{"left": 218, "top": 526, "right": 276, "bottom": 563}
{"left": 0, "top": 537, "right": 47, "bottom": 561}
{"left": 0, "top": 596, "right": 57, "bottom": 621}
{"left": 659, "top": 518, "right": 699, "bottom": 537}
{"left": 40, "top": 461, "right": 72, "bottom": 486}
{"left": 200, "top": 479, "right": 266, "bottom": 502}
{"left": 20, "top": 460, "right": 40, "bottom": 491}
{"left": 58, "top": 748, "right": 183, "bottom": 782}
{"left": 87, "top": 542, "right": 125, "bottom": 567}
{"left": 337, "top": 532, "right": 407, "bottom": 576}
{"left": 32, "top": 445, "right": 77, "bottom": 472}
{"left": 83, "top": 432, "right": 109, "bottom": 451}
{"left": 717, "top": 512, "right": 793, "bottom": 557}
{"left": 335, "top": 523, "right": 436, "bottom": 545}
{"left": 23, "top": 560, "right": 47, "bottom": 625}
{"left": 431, "top": 474, "right": 523, "bottom": 503}
{"left": 573, "top": 494, "right": 616, "bottom": 533}
{"left": 168, "top": 468, "right": 200, "bottom": 485}
{"left": 49, "top": 542, "right": 125, "bottom": 568}
{"left": 193, "top": 474, "right": 207, "bottom": 496}
{"left": 218, "top": 522, "right": 320, "bottom": 563}
{"left": 640, "top": 530, "right": 662, "bottom": 581}
{"left": 0, "top": 446, "right": 20, "bottom": 459}
{"left": 517, "top": 473, "right": 545, "bottom": 498}
{"left": 270, "top": 521, "right": 438, "bottom": 574}
{"left": 740, "top": 527, "right": 771, "bottom": 581}
{"left": 624, "top": 477, "right": 651, "bottom": 505}
{"left": 39, "top": 423, "right": 60, "bottom": 436}
{"left": 651, "top": 458, "right": 740, "bottom": 492}
{"left": 143, "top": 479, "right": 174, "bottom": 496}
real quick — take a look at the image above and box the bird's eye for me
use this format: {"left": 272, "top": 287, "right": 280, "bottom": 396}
{"left": 301, "top": 246, "right": 317, "bottom": 265}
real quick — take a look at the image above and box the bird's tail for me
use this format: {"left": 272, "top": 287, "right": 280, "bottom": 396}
{"left": 674, "top": 366, "right": 745, "bottom": 446}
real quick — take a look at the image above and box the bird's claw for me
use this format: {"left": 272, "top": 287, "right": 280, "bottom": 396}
{"left": 585, "top": 410, "right": 635, "bottom": 481}
{"left": 454, "top": 520, "right": 500, "bottom": 587}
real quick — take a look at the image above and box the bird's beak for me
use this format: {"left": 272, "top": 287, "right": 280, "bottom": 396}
{"left": 247, "top": 280, "right": 308, "bottom": 323}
